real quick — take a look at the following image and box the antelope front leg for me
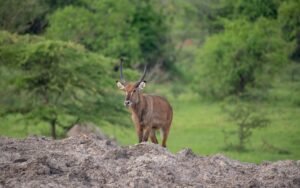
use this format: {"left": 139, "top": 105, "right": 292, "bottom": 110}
{"left": 142, "top": 126, "right": 151, "bottom": 142}
{"left": 136, "top": 126, "right": 143, "bottom": 143}
{"left": 132, "top": 114, "right": 143, "bottom": 143}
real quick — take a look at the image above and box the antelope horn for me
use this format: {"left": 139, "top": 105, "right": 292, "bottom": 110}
{"left": 136, "top": 64, "right": 147, "bottom": 85}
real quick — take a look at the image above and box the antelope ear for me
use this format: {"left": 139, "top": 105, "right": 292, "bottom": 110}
{"left": 116, "top": 81, "right": 125, "bottom": 90}
{"left": 137, "top": 81, "right": 146, "bottom": 90}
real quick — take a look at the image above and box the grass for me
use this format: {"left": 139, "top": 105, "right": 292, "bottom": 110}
{"left": 100, "top": 82, "right": 300, "bottom": 163}
{"left": 101, "top": 98, "right": 300, "bottom": 163}
{"left": 0, "top": 115, "right": 62, "bottom": 138}
{"left": 1, "top": 83, "right": 299, "bottom": 164}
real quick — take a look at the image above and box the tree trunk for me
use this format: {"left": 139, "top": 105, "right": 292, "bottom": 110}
{"left": 238, "top": 73, "right": 246, "bottom": 94}
{"left": 238, "top": 125, "right": 245, "bottom": 151}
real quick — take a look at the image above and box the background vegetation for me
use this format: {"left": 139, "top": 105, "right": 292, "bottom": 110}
{"left": 0, "top": 0, "right": 299, "bottom": 163}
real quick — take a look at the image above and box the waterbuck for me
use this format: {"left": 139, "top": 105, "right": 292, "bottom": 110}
{"left": 116, "top": 60, "right": 173, "bottom": 147}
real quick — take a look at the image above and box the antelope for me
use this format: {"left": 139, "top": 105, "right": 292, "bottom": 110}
{"left": 116, "top": 60, "right": 173, "bottom": 147}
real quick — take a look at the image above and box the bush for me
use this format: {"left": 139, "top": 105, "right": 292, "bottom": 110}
{"left": 46, "top": 0, "right": 174, "bottom": 70}
{"left": 0, "top": 31, "right": 130, "bottom": 138}
{"left": 222, "top": 101, "right": 270, "bottom": 151}
{"left": 46, "top": 3, "right": 141, "bottom": 63}
{"left": 193, "top": 18, "right": 290, "bottom": 99}
{"left": 0, "top": 0, "right": 48, "bottom": 33}
{"left": 278, "top": 0, "right": 300, "bottom": 61}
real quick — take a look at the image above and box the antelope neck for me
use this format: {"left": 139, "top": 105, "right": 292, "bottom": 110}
{"left": 130, "top": 93, "right": 146, "bottom": 115}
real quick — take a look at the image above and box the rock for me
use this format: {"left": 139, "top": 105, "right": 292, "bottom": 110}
{"left": 0, "top": 136, "right": 299, "bottom": 187}
{"left": 66, "top": 123, "right": 109, "bottom": 139}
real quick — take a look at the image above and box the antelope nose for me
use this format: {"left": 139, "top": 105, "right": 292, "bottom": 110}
{"left": 124, "top": 100, "right": 131, "bottom": 106}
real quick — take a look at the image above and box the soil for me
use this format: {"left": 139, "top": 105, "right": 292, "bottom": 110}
{"left": 0, "top": 136, "right": 299, "bottom": 188}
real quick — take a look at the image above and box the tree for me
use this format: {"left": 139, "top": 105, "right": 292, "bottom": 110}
{"left": 131, "top": 0, "right": 174, "bottom": 69}
{"left": 0, "top": 0, "right": 81, "bottom": 34}
{"left": 0, "top": 31, "right": 128, "bottom": 138}
{"left": 278, "top": 0, "right": 300, "bottom": 61}
{"left": 172, "top": 0, "right": 282, "bottom": 36}
{"left": 194, "top": 18, "right": 290, "bottom": 99}
{"left": 232, "top": 0, "right": 280, "bottom": 21}
{"left": 45, "top": 0, "right": 174, "bottom": 70}
{"left": 46, "top": 1, "right": 141, "bottom": 65}
{"left": 0, "top": 0, "right": 48, "bottom": 34}
{"left": 222, "top": 101, "right": 269, "bottom": 151}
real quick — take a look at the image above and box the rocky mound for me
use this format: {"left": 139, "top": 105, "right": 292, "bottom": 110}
{"left": 0, "top": 136, "right": 299, "bottom": 188}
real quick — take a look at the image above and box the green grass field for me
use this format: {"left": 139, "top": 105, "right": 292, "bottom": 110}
{"left": 1, "top": 83, "right": 299, "bottom": 164}
{"left": 101, "top": 97, "right": 300, "bottom": 163}
{"left": 102, "top": 81, "right": 300, "bottom": 163}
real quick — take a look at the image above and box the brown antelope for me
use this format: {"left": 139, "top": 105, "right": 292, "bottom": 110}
{"left": 116, "top": 60, "right": 173, "bottom": 147}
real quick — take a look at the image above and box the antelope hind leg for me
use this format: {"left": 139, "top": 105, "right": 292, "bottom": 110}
{"left": 150, "top": 129, "right": 158, "bottom": 144}
{"left": 142, "top": 127, "right": 151, "bottom": 142}
{"left": 161, "top": 126, "right": 170, "bottom": 148}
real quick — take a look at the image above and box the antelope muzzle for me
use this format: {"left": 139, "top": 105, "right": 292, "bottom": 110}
{"left": 124, "top": 100, "right": 132, "bottom": 107}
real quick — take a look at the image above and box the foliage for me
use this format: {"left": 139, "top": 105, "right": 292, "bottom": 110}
{"left": 0, "top": 0, "right": 49, "bottom": 34}
{"left": 222, "top": 101, "right": 270, "bottom": 151}
{"left": 0, "top": 0, "right": 299, "bottom": 163}
{"left": 278, "top": 0, "right": 300, "bottom": 41}
{"left": 278, "top": 0, "right": 300, "bottom": 61}
{"left": 131, "top": 0, "right": 173, "bottom": 68}
{"left": 194, "top": 18, "right": 290, "bottom": 99}
{"left": 0, "top": 31, "right": 128, "bottom": 138}
{"left": 45, "top": 0, "right": 173, "bottom": 69}
{"left": 170, "top": 0, "right": 282, "bottom": 37}
{"left": 221, "top": 0, "right": 281, "bottom": 21}
{"left": 0, "top": 0, "right": 80, "bottom": 34}
{"left": 46, "top": 2, "right": 140, "bottom": 63}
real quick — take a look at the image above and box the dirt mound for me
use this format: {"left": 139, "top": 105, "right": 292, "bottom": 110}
{"left": 0, "top": 136, "right": 299, "bottom": 188}
{"left": 66, "top": 123, "right": 110, "bottom": 140}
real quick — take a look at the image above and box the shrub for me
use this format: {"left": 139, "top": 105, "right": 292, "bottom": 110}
{"left": 0, "top": 31, "right": 129, "bottom": 138}
{"left": 194, "top": 18, "right": 290, "bottom": 99}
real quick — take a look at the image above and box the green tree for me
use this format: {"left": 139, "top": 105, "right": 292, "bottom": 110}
{"left": 222, "top": 101, "right": 269, "bottom": 151}
{"left": 0, "top": 0, "right": 81, "bottom": 34}
{"left": 0, "top": 0, "right": 49, "bottom": 34}
{"left": 46, "top": 1, "right": 141, "bottom": 64}
{"left": 180, "top": 0, "right": 282, "bottom": 35}
{"left": 45, "top": 0, "right": 174, "bottom": 70}
{"left": 194, "top": 18, "right": 290, "bottom": 99}
{"left": 278, "top": 0, "right": 300, "bottom": 61}
{"left": 0, "top": 31, "right": 127, "bottom": 138}
{"left": 131, "top": 0, "right": 173, "bottom": 69}
{"left": 232, "top": 0, "right": 280, "bottom": 21}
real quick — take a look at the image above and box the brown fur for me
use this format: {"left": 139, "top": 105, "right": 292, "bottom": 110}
{"left": 117, "top": 82, "right": 173, "bottom": 147}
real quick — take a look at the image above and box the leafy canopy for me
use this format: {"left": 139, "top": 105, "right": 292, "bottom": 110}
{"left": 194, "top": 18, "right": 290, "bottom": 99}
{"left": 0, "top": 31, "right": 129, "bottom": 137}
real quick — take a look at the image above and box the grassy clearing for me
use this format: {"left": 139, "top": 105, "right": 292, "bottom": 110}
{"left": 102, "top": 98, "right": 300, "bottom": 163}
{"left": 101, "top": 83, "right": 300, "bottom": 163}
{"left": 1, "top": 83, "right": 299, "bottom": 164}
{"left": 0, "top": 115, "right": 63, "bottom": 138}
